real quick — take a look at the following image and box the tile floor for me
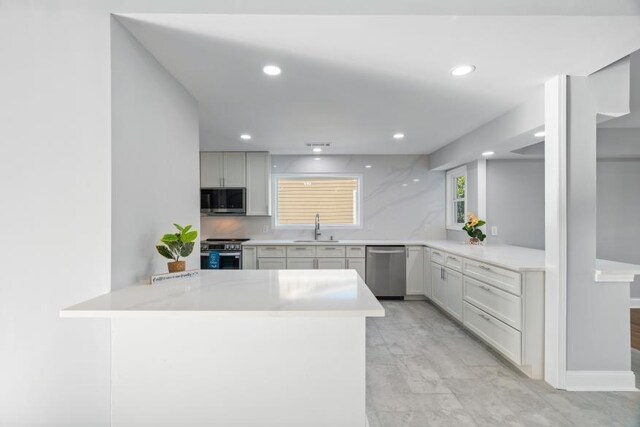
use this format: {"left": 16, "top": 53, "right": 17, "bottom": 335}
{"left": 366, "top": 300, "right": 640, "bottom": 427}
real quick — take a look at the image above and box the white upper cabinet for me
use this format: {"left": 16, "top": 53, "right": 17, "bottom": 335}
{"left": 406, "top": 246, "right": 424, "bottom": 295}
{"left": 200, "top": 152, "right": 246, "bottom": 188}
{"left": 246, "top": 152, "right": 271, "bottom": 216}
{"left": 221, "top": 152, "right": 246, "bottom": 187}
{"left": 423, "top": 248, "right": 432, "bottom": 298}
{"left": 200, "top": 152, "right": 223, "bottom": 188}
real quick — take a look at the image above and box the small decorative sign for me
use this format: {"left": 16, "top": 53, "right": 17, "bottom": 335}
{"left": 208, "top": 251, "right": 220, "bottom": 269}
{"left": 150, "top": 269, "right": 200, "bottom": 285}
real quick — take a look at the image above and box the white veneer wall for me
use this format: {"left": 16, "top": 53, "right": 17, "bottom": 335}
{"left": 111, "top": 18, "right": 200, "bottom": 290}
{"left": 201, "top": 155, "right": 446, "bottom": 241}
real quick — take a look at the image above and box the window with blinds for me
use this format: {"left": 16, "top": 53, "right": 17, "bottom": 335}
{"left": 275, "top": 176, "right": 361, "bottom": 227}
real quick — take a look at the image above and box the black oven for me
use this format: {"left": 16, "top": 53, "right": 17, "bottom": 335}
{"left": 200, "top": 239, "right": 249, "bottom": 270}
{"left": 201, "top": 188, "right": 246, "bottom": 215}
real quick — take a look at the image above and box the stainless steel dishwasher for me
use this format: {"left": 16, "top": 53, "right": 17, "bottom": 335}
{"left": 365, "top": 246, "right": 406, "bottom": 298}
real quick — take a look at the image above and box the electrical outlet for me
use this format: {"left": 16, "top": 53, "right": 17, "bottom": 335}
{"left": 491, "top": 226, "right": 498, "bottom": 236}
{"left": 262, "top": 225, "right": 269, "bottom": 233}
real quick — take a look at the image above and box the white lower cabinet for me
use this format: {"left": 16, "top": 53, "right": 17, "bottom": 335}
{"left": 444, "top": 267, "right": 463, "bottom": 321}
{"left": 423, "top": 248, "right": 432, "bottom": 298}
{"left": 463, "top": 276, "right": 522, "bottom": 330}
{"left": 317, "top": 258, "right": 346, "bottom": 269}
{"left": 464, "top": 301, "right": 522, "bottom": 365}
{"left": 406, "top": 246, "right": 424, "bottom": 295}
{"left": 242, "top": 246, "right": 257, "bottom": 269}
{"left": 346, "top": 258, "right": 366, "bottom": 280}
{"left": 431, "top": 262, "right": 446, "bottom": 308}
{"left": 257, "top": 258, "right": 287, "bottom": 270}
{"left": 286, "top": 258, "right": 315, "bottom": 270}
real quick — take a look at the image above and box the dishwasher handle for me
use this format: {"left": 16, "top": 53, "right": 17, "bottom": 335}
{"left": 367, "top": 249, "right": 406, "bottom": 254}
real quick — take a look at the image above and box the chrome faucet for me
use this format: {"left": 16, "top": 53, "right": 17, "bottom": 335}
{"left": 314, "top": 213, "right": 322, "bottom": 241}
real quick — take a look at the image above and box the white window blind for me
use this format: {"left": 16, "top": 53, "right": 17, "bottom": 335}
{"left": 275, "top": 176, "right": 360, "bottom": 226}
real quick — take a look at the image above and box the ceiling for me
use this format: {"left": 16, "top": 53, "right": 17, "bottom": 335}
{"left": 118, "top": 14, "right": 640, "bottom": 155}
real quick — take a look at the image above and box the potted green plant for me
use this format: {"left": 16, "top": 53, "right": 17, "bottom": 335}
{"left": 156, "top": 224, "right": 198, "bottom": 273}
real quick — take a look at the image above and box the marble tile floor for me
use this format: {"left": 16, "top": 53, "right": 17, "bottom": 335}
{"left": 366, "top": 300, "right": 640, "bottom": 427}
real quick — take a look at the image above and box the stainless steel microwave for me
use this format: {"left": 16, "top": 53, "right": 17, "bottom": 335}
{"left": 201, "top": 188, "right": 246, "bottom": 215}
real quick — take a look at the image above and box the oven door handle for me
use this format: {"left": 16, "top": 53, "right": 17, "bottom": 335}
{"left": 218, "top": 252, "right": 242, "bottom": 257}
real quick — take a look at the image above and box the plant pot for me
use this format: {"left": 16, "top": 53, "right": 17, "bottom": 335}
{"left": 469, "top": 237, "right": 481, "bottom": 245}
{"left": 168, "top": 261, "right": 186, "bottom": 273}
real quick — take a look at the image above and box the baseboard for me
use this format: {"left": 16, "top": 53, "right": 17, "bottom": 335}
{"left": 631, "top": 298, "right": 640, "bottom": 309}
{"left": 565, "top": 370, "right": 637, "bottom": 391}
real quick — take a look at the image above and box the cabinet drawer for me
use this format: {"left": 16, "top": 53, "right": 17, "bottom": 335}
{"left": 445, "top": 253, "right": 463, "bottom": 272}
{"left": 463, "top": 259, "right": 522, "bottom": 296}
{"left": 464, "top": 302, "right": 522, "bottom": 365}
{"left": 257, "top": 246, "right": 287, "bottom": 258}
{"left": 256, "top": 258, "right": 287, "bottom": 270}
{"left": 430, "top": 248, "right": 446, "bottom": 265}
{"left": 286, "top": 246, "right": 316, "bottom": 258}
{"left": 316, "top": 245, "right": 346, "bottom": 258}
{"left": 464, "top": 276, "right": 522, "bottom": 330}
{"left": 345, "top": 246, "right": 366, "bottom": 258}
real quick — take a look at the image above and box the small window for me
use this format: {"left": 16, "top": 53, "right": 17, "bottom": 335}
{"left": 446, "top": 166, "right": 467, "bottom": 229}
{"left": 274, "top": 175, "right": 361, "bottom": 228}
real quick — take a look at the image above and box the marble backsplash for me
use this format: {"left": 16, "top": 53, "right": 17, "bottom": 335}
{"left": 201, "top": 155, "right": 446, "bottom": 241}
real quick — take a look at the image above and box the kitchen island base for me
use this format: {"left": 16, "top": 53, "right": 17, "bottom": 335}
{"left": 111, "top": 316, "right": 367, "bottom": 427}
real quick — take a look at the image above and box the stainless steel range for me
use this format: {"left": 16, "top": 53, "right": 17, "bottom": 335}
{"left": 200, "top": 239, "right": 250, "bottom": 270}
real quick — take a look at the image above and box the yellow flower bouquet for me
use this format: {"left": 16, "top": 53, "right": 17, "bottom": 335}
{"left": 462, "top": 213, "right": 486, "bottom": 245}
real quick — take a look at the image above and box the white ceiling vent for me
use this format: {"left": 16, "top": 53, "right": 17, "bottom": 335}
{"left": 305, "top": 143, "right": 331, "bottom": 148}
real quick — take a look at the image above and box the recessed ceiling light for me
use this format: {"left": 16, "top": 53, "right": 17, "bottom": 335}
{"left": 393, "top": 133, "right": 405, "bottom": 140}
{"left": 312, "top": 147, "right": 322, "bottom": 153}
{"left": 482, "top": 151, "right": 495, "bottom": 156}
{"left": 240, "top": 134, "right": 252, "bottom": 141}
{"left": 450, "top": 64, "right": 476, "bottom": 77}
{"left": 401, "top": 183, "right": 408, "bottom": 187}
{"left": 365, "top": 165, "right": 372, "bottom": 169}
{"left": 273, "top": 165, "right": 277, "bottom": 168}
{"left": 262, "top": 65, "right": 281, "bottom": 76}
{"left": 534, "top": 131, "right": 546, "bottom": 138}
{"left": 413, "top": 178, "right": 420, "bottom": 182}
{"left": 314, "top": 157, "right": 321, "bottom": 161}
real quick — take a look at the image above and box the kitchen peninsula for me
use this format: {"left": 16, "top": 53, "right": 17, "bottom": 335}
{"left": 61, "top": 269, "right": 384, "bottom": 427}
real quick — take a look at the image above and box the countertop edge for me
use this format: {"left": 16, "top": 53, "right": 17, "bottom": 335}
{"left": 60, "top": 309, "right": 386, "bottom": 319}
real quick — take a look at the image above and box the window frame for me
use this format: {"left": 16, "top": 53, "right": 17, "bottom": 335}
{"left": 445, "top": 165, "right": 468, "bottom": 230}
{"left": 272, "top": 173, "right": 363, "bottom": 229}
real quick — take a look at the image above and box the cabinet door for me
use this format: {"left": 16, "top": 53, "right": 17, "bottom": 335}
{"left": 346, "top": 258, "right": 366, "bottom": 280}
{"left": 405, "top": 246, "right": 424, "bottom": 295}
{"left": 246, "top": 152, "right": 271, "bottom": 216}
{"left": 286, "top": 258, "right": 315, "bottom": 270}
{"left": 444, "top": 267, "right": 463, "bottom": 321}
{"left": 242, "top": 247, "right": 257, "bottom": 270}
{"left": 200, "top": 152, "right": 223, "bottom": 187}
{"left": 222, "top": 152, "right": 246, "bottom": 187}
{"left": 431, "top": 262, "right": 446, "bottom": 308}
{"left": 317, "top": 258, "right": 346, "bottom": 270}
{"left": 423, "top": 248, "right": 432, "bottom": 298}
{"left": 257, "top": 258, "right": 287, "bottom": 270}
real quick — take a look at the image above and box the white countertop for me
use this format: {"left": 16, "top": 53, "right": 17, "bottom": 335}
{"left": 60, "top": 270, "right": 385, "bottom": 319}
{"left": 423, "top": 240, "right": 546, "bottom": 272}
{"left": 244, "top": 239, "right": 546, "bottom": 272}
{"left": 595, "top": 259, "right": 640, "bottom": 283}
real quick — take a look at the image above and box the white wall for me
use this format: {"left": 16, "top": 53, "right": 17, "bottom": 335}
{"left": 111, "top": 18, "right": 200, "bottom": 289}
{"left": 0, "top": 5, "right": 113, "bottom": 426}
{"left": 486, "top": 159, "right": 545, "bottom": 250}
{"left": 201, "top": 155, "right": 446, "bottom": 241}
{"left": 597, "top": 159, "right": 640, "bottom": 297}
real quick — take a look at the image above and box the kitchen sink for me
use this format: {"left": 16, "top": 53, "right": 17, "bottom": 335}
{"left": 293, "top": 240, "right": 340, "bottom": 243}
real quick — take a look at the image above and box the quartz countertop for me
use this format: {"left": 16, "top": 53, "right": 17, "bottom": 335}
{"left": 244, "top": 239, "right": 546, "bottom": 272}
{"left": 60, "top": 270, "right": 385, "bottom": 319}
